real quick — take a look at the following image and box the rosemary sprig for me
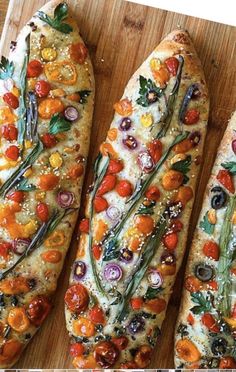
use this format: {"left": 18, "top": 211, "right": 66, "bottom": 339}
{"left": 26, "top": 91, "right": 38, "bottom": 142}
{"left": 179, "top": 83, "right": 199, "bottom": 123}
{"left": 0, "top": 140, "right": 44, "bottom": 197}
{"left": 102, "top": 131, "right": 189, "bottom": 261}
{"left": 156, "top": 55, "right": 184, "bottom": 139}
{"left": 0, "top": 208, "right": 76, "bottom": 280}
{"left": 217, "top": 195, "right": 236, "bottom": 316}
{"left": 15, "top": 178, "right": 36, "bottom": 191}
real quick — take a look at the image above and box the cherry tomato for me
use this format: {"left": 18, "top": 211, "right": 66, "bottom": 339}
{"left": 92, "top": 244, "right": 102, "bottom": 260}
{"left": 0, "top": 242, "right": 12, "bottom": 259}
{"left": 89, "top": 305, "right": 105, "bottom": 324}
{"left": 187, "top": 313, "right": 195, "bottom": 325}
{"left": 38, "top": 174, "right": 59, "bottom": 191}
{"left": 27, "top": 60, "right": 43, "bottom": 78}
{"left": 70, "top": 42, "right": 88, "bottom": 64}
{"left": 5, "top": 145, "right": 19, "bottom": 161}
{"left": 6, "top": 190, "right": 24, "bottom": 203}
{"left": 201, "top": 313, "right": 220, "bottom": 333}
{"left": 163, "top": 232, "right": 178, "bottom": 250}
{"left": 36, "top": 202, "right": 49, "bottom": 222}
{"left": 134, "top": 345, "right": 152, "bottom": 368}
{"left": 232, "top": 303, "right": 236, "bottom": 319}
{"left": 65, "top": 283, "right": 89, "bottom": 313}
{"left": 70, "top": 343, "right": 85, "bottom": 357}
{"left": 35, "top": 80, "right": 51, "bottom": 98}
{"left": 184, "top": 109, "right": 200, "bottom": 125}
{"left": 135, "top": 215, "right": 154, "bottom": 235}
{"left": 147, "top": 139, "right": 162, "bottom": 163}
{"left": 1, "top": 124, "right": 18, "bottom": 141}
{"left": 203, "top": 241, "right": 219, "bottom": 260}
{"left": 219, "top": 356, "right": 236, "bottom": 369}
{"left": 94, "top": 341, "right": 119, "bottom": 368}
{"left": 185, "top": 276, "right": 203, "bottom": 292}
{"left": 217, "top": 169, "right": 235, "bottom": 194}
{"left": 41, "top": 133, "right": 57, "bottom": 148}
{"left": 144, "top": 298, "right": 166, "bottom": 313}
{"left": 79, "top": 218, "right": 89, "bottom": 233}
{"left": 145, "top": 186, "right": 160, "bottom": 201}
{"left": 107, "top": 159, "right": 124, "bottom": 174}
{"left": 3, "top": 92, "right": 19, "bottom": 109}
{"left": 130, "top": 297, "right": 143, "bottom": 310}
{"left": 27, "top": 295, "right": 51, "bottom": 326}
{"left": 97, "top": 174, "right": 117, "bottom": 196}
{"left": 170, "top": 219, "right": 183, "bottom": 233}
{"left": 94, "top": 196, "right": 109, "bottom": 213}
{"left": 164, "top": 57, "right": 179, "bottom": 76}
{"left": 111, "top": 336, "right": 129, "bottom": 350}
{"left": 115, "top": 179, "right": 133, "bottom": 197}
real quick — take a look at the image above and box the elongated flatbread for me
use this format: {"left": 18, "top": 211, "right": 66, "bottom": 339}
{"left": 175, "top": 111, "right": 236, "bottom": 369}
{"left": 0, "top": 0, "right": 94, "bottom": 367}
{"left": 65, "top": 29, "right": 209, "bottom": 369}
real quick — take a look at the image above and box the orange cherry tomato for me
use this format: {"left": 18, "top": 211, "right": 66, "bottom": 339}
{"left": 79, "top": 218, "right": 89, "bottom": 233}
{"left": 219, "top": 356, "right": 236, "bottom": 369}
{"left": 70, "top": 342, "right": 85, "bottom": 357}
{"left": 73, "top": 354, "right": 97, "bottom": 369}
{"left": 162, "top": 170, "right": 184, "bottom": 191}
{"left": 38, "top": 174, "right": 59, "bottom": 191}
{"left": 184, "top": 109, "right": 200, "bottom": 125}
{"left": 0, "top": 277, "right": 30, "bottom": 295}
{"left": 185, "top": 276, "right": 203, "bottom": 292}
{"left": 68, "top": 164, "right": 84, "bottom": 179}
{"left": 41, "top": 250, "right": 62, "bottom": 263}
{"left": 112, "top": 336, "right": 129, "bottom": 351}
{"left": 144, "top": 298, "right": 166, "bottom": 314}
{"left": 73, "top": 317, "right": 95, "bottom": 337}
{"left": 7, "top": 307, "right": 30, "bottom": 332}
{"left": 113, "top": 98, "right": 133, "bottom": 116}
{"left": 0, "top": 339, "right": 22, "bottom": 363}
{"left": 5, "top": 145, "right": 19, "bottom": 161}
{"left": 0, "top": 242, "right": 12, "bottom": 259}
{"left": 6, "top": 190, "right": 24, "bottom": 203}
{"left": 203, "top": 241, "right": 219, "bottom": 260}
{"left": 115, "top": 179, "right": 133, "bottom": 197}
{"left": 65, "top": 283, "right": 89, "bottom": 313}
{"left": 135, "top": 215, "right": 154, "bottom": 235}
{"left": 175, "top": 186, "right": 193, "bottom": 207}
{"left": 206, "top": 280, "right": 218, "bottom": 291}
{"left": 107, "top": 159, "right": 124, "bottom": 174}
{"left": 176, "top": 338, "right": 201, "bottom": 363}
{"left": 27, "top": 60, "right": 43, "bottom": 78}
{"left": 94, "top": 341, "right": 120, "bottom": 368}
{"left": 163, "top": 232, "right": 178, "bottom": 250}
{"left": 27, "top": 295, "right": 51, "bottom": 326}
{"left": 38, "top": 98, "right": 64, "bottom": 120}
{"left": 152, "top": 67, "right": 169, "bottom": 87}
{"left": 70, "top": 42, "right": 88, "bottom": 64}
{"left": 36, "top": 202, "right": 49, "bottom": 222}
{"left": 130, "top": 297, "right": 144, "bottom": 310}
{"left": 92, "top": 244, "right": 102, "bottom": 260}
{"left": 134, "top": 345, "right": 152, "bottom": 368}
{"left": 174, "top": 138, "right": 193, "bottom": 153}
{"left": 3, "top": 92, "right": 19, "bottom": 109}
{"left": 147, "top": 139, "right": 162, "bottom": 163}
{"left": 217, "top": 169, "right": 235, "bottom": 194}
{"left": 35, "top": 80, "right": 51, "bottom": 98}
{"left": 164, "top": 57, "right": 179, "bottom": 76}
{"left": 41, "top": 133, "right": 57, "bottom": 148}
{"left": 1, "top": 124, "right": 18, "bottom": 141}
{"left": 145, "top": 185, "right": 160, "bottom": 201}
{"left": 97, "top": 174, "right": 117, "bottom": 196}
{"left": 89, "top": 305, "right": 105, "bottom": 324}
{"left": 94, "top": 196, "right": 109, "bottom": 213}
{"left": 201, "top": 313, "right": 220, "bottom": 333}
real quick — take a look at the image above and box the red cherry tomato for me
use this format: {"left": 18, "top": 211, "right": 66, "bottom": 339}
{"left": 27, "top": 60, "right": 43, "bottom": 78}
{"left": 219, "top": 356, "right": 236, "bottom": 369}
{"left": 1, "top": 124, "right": 18, "bottom": 141}
{"left": 41, "top": 133, "right": 57, "bottom": 148}
{"left": 170, "top": 219, "right": 183, "bottom": 233}
{"left": 5, "top": 145, "right": 19, "bottom": 161}
{"left": 27, "top": 295, "right": 51, "bottom": 326}
{"left": 35, "top": 80, "right": 51, "bottom": 98}
{"left": 201, "top": 313, "right": 220, "bottom": 333}
{"left": 111, "top": 336, "right": 129, "bottom": 350}
{"left": 107, "top": 159, "right": 124, "bottom": 174}
{"left": 36, "top": 202, "right": 49, "bottom": 222}
{"left": 69, "top": 343, "right": 85, "bottom": 357}
{"left": 65, "top": 283, "right": 89, "bottom": 313}
{"left": 94, "top": 196, "right": 109, "bottom": 213}
{"left": 79, "top": 218, "right": 89, "bottom": 233}
{"left": 89, "top": 305, "right": 105, "bottom": 324}
{"left": 94, "top": 341, "right": 119, "bottom": 368}
{"left": 203, "top": 241, "right": 219, "bottom": 260}
{"left": 184, "top": 109, "right": 200, "bottom": 125}
{"left": 7, "top": 190, "right": 24, "bottom": 203}
{"left": 92, "top": 244, "right": 102, "bottom": 260}
{"left": 0, "top": 242, "right": 12, "bottom": 259}
{"left": 164, "top": 57, "right": 179, "bottom": 76}
{"left": 3, "top": 92, "right": 19, "bottom": 109}
{"left": 162, "top": 232, "right": 178, "bottom": 250}
{"left": 145, "top": 186, "right": 160, "bottom": 201}
{"left": 115, "top": 179, "right": 133, "bottom": 197}
{"left": 130, "top": 297, "right": 143, "bottom": 310}
{"left": 217, "top": 169, "right": 235, "bottom": 194}
{"left": 147, "top": 139, "right": 162, "bottom": 164}
{"left": 70, "top": 42, "right": 88, "bottom": 64}
{"left": 97, "top": 175, "right": 117, "bottom": 196}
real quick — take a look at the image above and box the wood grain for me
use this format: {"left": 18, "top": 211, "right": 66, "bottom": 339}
{"left": 0, "top": 0, "right": 236, "bottom": 368}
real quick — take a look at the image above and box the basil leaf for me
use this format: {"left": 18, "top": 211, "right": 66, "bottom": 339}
{"left": 49, "top": 114, "right": 72, "bottom": 135}
{"left": 15, "top": 178, "right": 36, "bottom": 191}
{"left": 222, "top": 161, "right": 236, "bottom": 175}
{"left": 37, "top": 3, "right": 73, "bottom": 34}
{"left": 0, "top": 56, "right": 14, "bottom": 80}
{"left": 144, "top": 286, "right": 163, "bottom": 300}
{"left": 136, "top": 75, "right": 163, "bottom": 107}
{"left": 199, "top": 212, "right": 215, "bottom": 235}
{"left": 54, "top": 2, "right": 68, "bottom": 21}
{"left": 172, "top": 155, "right": 191, "bottom": 174}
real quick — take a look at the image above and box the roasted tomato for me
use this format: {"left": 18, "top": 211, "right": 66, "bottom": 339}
{"left": 69, "top": 42, "right": 88, "bottom": 64}
{"left": 6, "top": 190, "right": 24, "bottom": 203}
{"left": 27, "top": 60, "right": 43, "bottom": 78}
{"left": 35, "top": 80, "right": 51, "bottom": 97}
{"left": 27, "top": 295, "right": 51, "bottom": 326}
{"left": 111, "top": 336, "right": 129, "bottom": 350}
{"left": 1, "top": 124, "right": 18, "bottom": 141}
{"left": 5, "top": 145, "right": 19, "bottom": 161}
{"left": 3, "top": 92, "right": 19, "bottom": 109}
{"left": 134, "top": 345, "right": 152, "bottom": 368}
{"left": 65, "top": 283, "right": 89, "bottom": 313}
{"left": 0, "top": 339, "right": 22, "bottom": 363}
{"left": 41, "top": 133, "right": 57, "bottom": 148}
{"left": 94, "top": 341, "right": 119, "bottom": 368}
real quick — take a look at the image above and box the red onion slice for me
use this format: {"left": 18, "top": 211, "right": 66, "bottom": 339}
{"left": 232, "top": 139, "right": 236, "bottom": 154}
{"left": 73, "top": 261, "right": 87, "bottom": 280}
{"left": 147, "top": 269, "right": 163, "bottom": 288}
{"left": 137, "top": 151, "right": 154, "bottom": 173}
{"left": 104, "top": 263, "right": 122, "bottom": 281}
{"left": 13, "top": 238, "right": 31, "bottom": 255}
{"left": 106, "top": 205, "right": 121, "bottom": 221}
{"left": 64, "top": 106, "right": 80, "bottom": 122}
{"left": 57, "top": 191, "right": 75, "bottom": 208}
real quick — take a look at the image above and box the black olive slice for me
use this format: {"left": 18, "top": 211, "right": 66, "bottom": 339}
{"left": 194, "top": 263, "right": 214, "bottom": 282}
{"left": 211, "top": 186, "right": 227, "bottom": 210}
{"left": 211, "top": 337, "right": 228, "bottom": 356}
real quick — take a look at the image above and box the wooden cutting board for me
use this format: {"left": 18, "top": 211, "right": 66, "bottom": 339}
{"left": 0, "top": 0, "right": 236, "bottom": 368}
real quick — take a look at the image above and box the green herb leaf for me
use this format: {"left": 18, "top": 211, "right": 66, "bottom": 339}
{"left": 190, "top": 292, "right": 212, "bottom": 314}
{"left": 136, "top": 75, "right": 163, "bottom": 107}
{"left": 199, "top": 212, "right": 215, "bottom": 235}
{"left": 15, "top": 178, "right": 36, "bottom": 191}
{"left": 136, "top": 201, "right": 155, "bottom": 215}
{"left": 172, "top": 155, "right": 191, "bottom": 174}
{"left": 222, "top": 161, "right": 236, "bottom": 175}
{"left": 144, "top": 286, "right": 163, "bottom": 300}
{"left": 37, "top": 3, "right": 73, "bottom": 34}
{"left": 78, "top": 90, "right": 91, "bottom": 104}
{"left": 0, "top": 56, "right": 14, "bottom": 80}
{"left": 103, "top": 239, "right": 120, "bottom": 261}
{"left": 49, "top": 114, "right": 72, "bottom": 135}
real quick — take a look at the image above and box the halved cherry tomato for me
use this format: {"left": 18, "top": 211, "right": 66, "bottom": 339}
{"left": 0, "top": 339, "right": 22, "bottom": 363}
{"left": 65, "top": 283, "right": 89, "bottom": 313}
{"left": 217, "top": 169, "right": 235, "bottom": 194}
{"left": 164, "top": 57, "right": 179, "bottom": 76}
{"left": 27, "top": 295, "right": 51, "bottom": 326}
{"left": 41, "top": 250, "right": 62, "bottom": 263}
{"left": 184, "top": 109, "right": 200, "bottom": 125}
{"left": 69, "top": 42, "right": 88, "bottom": 64}
{"left": 38, "top": 174, "right": 59, "bottom": 191}
{"left": 134, "top": 345, "right": 152, "bottom": 368}
{"left": 35, "top": 80, "right": 51, "bottom": 98}
{"left": 112, "top": 336, "right": 129, "bottom": 350}
{"left": 175, "top": 186, "right": 193, "bottom": 206}
{"left": 162, "top": 170, "right": 183, "bottom": 190}
{"left": 3, "top": 92, "right": 19, "bottom": 109}
{"left": 94, "top": 196, "right": 108, "bottom": 213}
{"left": 0, "top": 242, "right": 12, "bottom": 259}
{"left": 97, "top": 174, "right": 117, "bottom": 196}
{"left": 201, "top": 313, "right": 220, "bottom": 333}
{"left": 70, "top": 343, "right": 85, "bottom": 357}
{"left": 170, "top": 219, "right": 183, "bottom": 233}
{"left": 187, "top": 313, "right": 195, "bottom": 325}
{"left": 5, "top": 145, "right": 19, "bottom": 161}
{"left": 38, "top": 98, "right": 64, "bottom": 120}
{"left": 27, "top": 60, "right": 43, "bottom": 78}
{"left": 114, "top": 98, "right": 133, "bottom": 116}
{"left": 73, "top": 354, "right": 97, "bottom": 368}
{"left": 89, "top": 305, "right": 105, "bottom": 324}
{"left": 107, "top": 159, "right": 124, "bottom": 174}
{"left": 130, "top": 297, "right": 144, "bottom": 310}
{"left": 73, "top": 317, "right": 95, "bottom": 337}
{"left": 115, "top": 179, "right": 133, "bottom": 197}
{"left": 1, "top": 124, "right": 18, "bottom": 141}
{"left": 176, "top": 338, "right": 201, "bottom": 363}
{"left": 203, "top": 241, "right": 219, "bottom": 261}
{"left": 36, "top": 202, "right": 49, "bottom": 222}
{"left": 219, "top": 356, "right": 236, "bottom": 369}
{"left": 145, "top": 185, "right": 160, "bottom": 201}
{"left": 147, "top": 139, "right": 162, "bottom": 163}
{"left": 206, "top": 280, "right": 218, "bottom": 291}
{"left": 41, "top": 133, "right": 57, "bottom": 148}
{"left": 135, "top": 215, "right": 154, "bottom": 235}
{"left": 163, "top": 232, "right": 178, "bottom": 250}
{"left": 7, "top": 307, "right": 30, "bottom": 332}
{"left": 7, "top": 190, "right": 24, "bottom": 203}
{"left": 94, "top": 341, "right": 120, "bottom": 368}
{"left": 185, "top": 276, "right": 203, "bottom": 292}
{"left": 0, "top": 277, "right": 30, "bottom": 295}
{"left": 174, "top": 138, "right": 193, "bottom": 153}
{"left": 68, "top": 164, "right": 84, "bottom": 179}
{"left": 144, "top": 298, "right": 166, "bottom": 313}
{"left": 79, "top": 218, "right": 89, "bottom": 233}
